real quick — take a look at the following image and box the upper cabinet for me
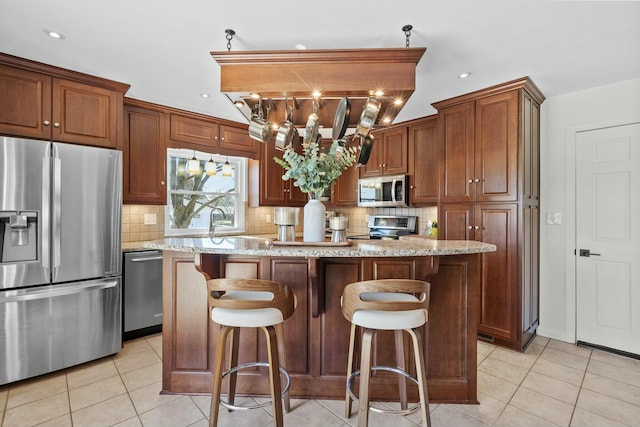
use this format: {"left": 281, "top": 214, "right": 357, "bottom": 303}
{"left": 408, "top": 116, "right": 439, "bottom": 205}
{"left": 0, "top": 54, "right": 129, "bottom": 148}
{"left": 123, "top": 100, "right": 167, "bottom": 205}
{"left": 360, "top": 127, "right": 408, "bottom": 177}
{"left": 258, "top": 138, "right": 306, "bottom": 207}
{"left": 434, "top": 78, "right": 542, "bottom": 204}
{"left": 168, "top": 113, "right": 258, "bottom": 159}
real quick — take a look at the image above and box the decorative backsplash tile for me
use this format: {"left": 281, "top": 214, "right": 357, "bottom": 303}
{"left": 123, "top": 204, "right": 438, "bottom": 243}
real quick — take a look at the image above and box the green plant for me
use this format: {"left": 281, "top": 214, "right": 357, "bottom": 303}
{"left": 273, "top": 139, "right": 357, "bottom": 198}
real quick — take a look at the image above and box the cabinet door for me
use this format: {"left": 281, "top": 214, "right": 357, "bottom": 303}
{"left": 475, "top": 91, "right": 518, "bottom": 202}
{"left": 523, "top": 92, "right": 541, "bottom": 203}
{"left": 260, "top": 141, "right": 288, "bottom": 206}
{"left": 170, "top": 113, "right": 219, "bottom": 148}
{"left": 0, "top": 65, "right": 52, "bottom": 139}
{"left": 359, "top": 134, "right": 383, "bottom": 177}
{"left": 331, "top": 162, "right": 358, "bottom": 206}
{"left": 522, "top": 205, "right": 539, "bottom": 339}
{"left": 52, "top": 78, "right": 121, "bottom": 148}
{"left": 381, "top": 127, "right": 408, "bottom": 175}
{"left": 123, "top": 105, "right": 167, "bottom": 204}
{"left": 440, "top": 101, "right": 475, "bottom": 203}
{"left": 476, "top": 203, "right": 517, "bottom": 340}
{"left": 439, "top": 203, "right": 474, "bottom": 241}
{"left": 219, "top": 123, "right": 258, "bottom": 157}
{"left": 409, "top": 117, "right": 439, "bottom": 205}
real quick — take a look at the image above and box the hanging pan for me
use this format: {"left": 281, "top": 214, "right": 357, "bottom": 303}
{"left": 355, "top": 97, "right": 381, "bottom": 137}
{"left": 356, "top": 133, "right": 374, "bottom": 166}
{"left": 332, "top": 97, "right": 351, "bottom": 141}
{"left": 275, "top": 100, "right": 296, "bottom": 151}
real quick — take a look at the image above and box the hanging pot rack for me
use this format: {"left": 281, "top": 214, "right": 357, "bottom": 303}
{"left": 211, "top": 46, "right": 426, "bottom": 131}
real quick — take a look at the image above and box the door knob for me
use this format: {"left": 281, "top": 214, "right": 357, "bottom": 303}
{"left": 579, "top": 249, "right": 601, "bottom": 257}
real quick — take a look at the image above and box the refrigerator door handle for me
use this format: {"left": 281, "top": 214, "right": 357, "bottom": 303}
{"left": 52, "top": 144, "right": 62, "bottom": 280}
{"left": 0, "top": 279, "right": 118, "bottom": 304}
{"left": 42, "top": 146, "right": 51, "bottom": 276}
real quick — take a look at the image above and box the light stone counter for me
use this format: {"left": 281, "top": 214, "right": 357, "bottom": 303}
{"left": 143, "top": 236, "right": 496, "bottom": 257}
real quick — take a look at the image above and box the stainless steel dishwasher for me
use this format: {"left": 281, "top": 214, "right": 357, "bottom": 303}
{"left": 123, "top": 250, "right": 163, "bottom": 339}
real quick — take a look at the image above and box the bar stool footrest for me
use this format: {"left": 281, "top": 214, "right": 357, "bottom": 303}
{"left": 347, "top": 365, "right": 421, "bottom": 415}
{"left": 219, "top": 362, "right": 291, "bottom": 411}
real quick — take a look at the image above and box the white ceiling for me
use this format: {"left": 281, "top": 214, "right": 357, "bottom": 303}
{"left": 1, "top": 0, "right": 639, "bottom": 125}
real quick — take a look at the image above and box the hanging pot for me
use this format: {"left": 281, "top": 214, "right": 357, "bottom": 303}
{"left": 275, "top": 102, "right": 296, "bottom": 151}
{"left": 356, "top": 133, "right": 374, "bottom": 166}
{"left": 355, "top": 98, "right": 381, "bottom": 137}
{"left": 303, "top": 112, "right": 319, "bottom": 146}
{"left": 248, "top": 101, "right": 273, "bottom": 143}
{"left": 332, "top": 97, "right": 351, "bottom": 141}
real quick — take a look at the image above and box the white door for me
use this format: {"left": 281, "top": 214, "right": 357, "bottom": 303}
{"left": 576, "top": 123, "right": 640, "bottom": 355}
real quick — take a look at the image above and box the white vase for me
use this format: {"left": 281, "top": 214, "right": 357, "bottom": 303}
{"left": 303, "top": 198, "right": 326, "bottom": 242}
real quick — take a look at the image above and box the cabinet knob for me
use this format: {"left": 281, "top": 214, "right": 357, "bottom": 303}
{"left": 43, "top": 120, "right": 50, "bottom": 126}
{"left": 160, "top": 181, "right": 165, "bottom": 186}
{"left": 468, "top": 225, "right": 473, "bottom": 230}
{"left": 220, "top": 137, "right": 225, "bottom": 141}
{"left": 468, "top": 179, "right": 473, "bottom": 183}
{"left": 474, "top": 178, "right": 480, "bottom": 183}
{"left": 475, "top": 225, "right": 480, "bottom": 230}
{"left": 53, "top": 122, "right": 60, "bottom": 128}
{"left": 410, "top": 185, "right": 415, "bottom": 189}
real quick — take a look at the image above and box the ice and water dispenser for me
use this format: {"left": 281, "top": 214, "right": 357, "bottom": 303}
{"left": 0, "top": 211, "right": 38, "bottom": 263}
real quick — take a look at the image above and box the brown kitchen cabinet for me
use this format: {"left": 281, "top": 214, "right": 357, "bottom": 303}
{"left": 258, "top": 138, "right": 306, "bottom": 206}
{"left": 169, "top": 112, "right": 258, "bottom": 159}
{"left": 328, "top": 162, "right": 358, "bottom": 206}
{"left": 434, "top": 77, "right": 544, "bottom": 351}
{"left": 408, "top": 116, "right": 439, "bottom": 205}
{"left": 123, "top": 100, "right": 167, "bottom": 204}
{"left": 0, "top": 54, "right": 128, "bottom": 148}
{"left": 162, "top": 251, "right": 480, "bottom": 403}
{"left": 360, "top": 126, "right": 408, "bottom": 177}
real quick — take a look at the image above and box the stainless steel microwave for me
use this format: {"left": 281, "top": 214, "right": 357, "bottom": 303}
{"left": 357, "top": 175, "right": 409, "bottom": 207}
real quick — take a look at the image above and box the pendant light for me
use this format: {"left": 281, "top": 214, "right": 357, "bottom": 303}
{"left": 187, "top": 151, "right": 200, "bottom": 174}
{"left": 205, "top": 154, "right": 217, "bottom": 176}
{"left": 222, "top": 158, "right": 232, "bottom": 177}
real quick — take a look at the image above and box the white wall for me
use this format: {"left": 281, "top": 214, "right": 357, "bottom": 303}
{"left": 538, "top": 78, "right": 640, "bottom": 342}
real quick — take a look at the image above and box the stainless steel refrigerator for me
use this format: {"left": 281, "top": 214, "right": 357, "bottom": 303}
{"left": 0, "top": 136, "right": 122, "bottom": 385}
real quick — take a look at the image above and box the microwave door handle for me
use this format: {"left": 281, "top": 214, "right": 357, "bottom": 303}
{"left": 391, "top": 178, "right": 397, "bottom": 203}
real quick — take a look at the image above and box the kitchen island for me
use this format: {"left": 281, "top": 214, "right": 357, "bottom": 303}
{"left": 145, "top": 236, "right": 496, "bottom": 404}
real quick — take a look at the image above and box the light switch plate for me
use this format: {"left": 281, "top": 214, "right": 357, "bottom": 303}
{"left": 546, "top": 212, "right": 562, "bottom": 225}
{"left": 266, "top": 214, "right": 272, "bottom": 223}
{"left": 144, "top": 213, "right": 157, "bottom": 225}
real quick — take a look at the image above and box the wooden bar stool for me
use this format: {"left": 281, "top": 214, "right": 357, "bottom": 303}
{"left": 341, "top": 279, "right": 431, "bottom": 427}
{"left": 207, "top": 278, "right": 296, "bottom": 427}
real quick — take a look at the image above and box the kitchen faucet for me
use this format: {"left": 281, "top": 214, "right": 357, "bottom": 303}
{"left": 209, "top": 207, "right": 226, "bottom": 238}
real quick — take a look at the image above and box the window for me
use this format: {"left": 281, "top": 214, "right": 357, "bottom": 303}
{"left": 165, "top": 148, "right": 246, "bottom": 236}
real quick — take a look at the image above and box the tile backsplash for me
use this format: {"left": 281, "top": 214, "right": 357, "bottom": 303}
{"left": 123, "top": 204, "right": 438, "bottom": 243}
{"left": 122, "top": 205, "right": 165, "bottom": 243}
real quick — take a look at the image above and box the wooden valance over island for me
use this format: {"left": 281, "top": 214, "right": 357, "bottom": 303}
{"left": 144, "top": 236, "right": 496, "bottom": 404}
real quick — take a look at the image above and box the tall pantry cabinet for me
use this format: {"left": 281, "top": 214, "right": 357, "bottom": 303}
{"left": 434, "top": 77, "right": 543, "bottom": 351}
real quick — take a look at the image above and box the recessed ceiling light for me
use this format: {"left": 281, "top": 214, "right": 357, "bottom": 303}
{"left": 312, "top": 90, "right": 321, "bottom": 98}
{"left": 393, "top": 98, "right": 404, "bottom": 106}
{"left": 44, "top": 29, "right": 65, "bottom": 40}
{"left": 200, "top": 93, "right": 210, "bottom": 98}
{"left": 295, "top": 44, "right": 307, "bottom": 50}
{"left": 250, "top": 93, "right": 261, "bottom": 99}
{"left": 374, "top": 90, "right": 385, "bottom": 97}
{"left": 458, "top": 72, "right": 472, "bottom": 79}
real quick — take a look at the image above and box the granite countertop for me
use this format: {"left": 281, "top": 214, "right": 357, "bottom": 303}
{"left": 143, "top": 236, "right": 496, "bottom": 257}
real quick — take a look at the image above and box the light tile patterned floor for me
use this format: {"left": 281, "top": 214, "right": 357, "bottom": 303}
{"left": 1, "top": 334, "right": 640, "bottom": 426}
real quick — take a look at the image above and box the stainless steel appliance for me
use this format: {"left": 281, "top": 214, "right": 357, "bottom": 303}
{"left": 351, "top": 215, "right": 418, "bottom": 240}
{"left": 0, "top": 136, "right": 122, "bottom": 385}
{"left": 357, "top": 175, "right": 409, "bottom": 207}
{"left": 123, "top": 250, "right": 162, "bottom": 339}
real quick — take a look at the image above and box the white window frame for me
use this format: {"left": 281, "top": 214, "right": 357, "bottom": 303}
{"left": 165, "top": 148, "right": 247, "bottom": 236}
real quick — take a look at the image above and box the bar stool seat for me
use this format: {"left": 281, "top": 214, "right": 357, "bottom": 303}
{"left": 207, "top": 278, "right": 296, "bottom": 427}
{"left": 342, "top": 279, "right": 431, "bottom": 427}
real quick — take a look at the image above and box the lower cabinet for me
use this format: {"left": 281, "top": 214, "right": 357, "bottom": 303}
{"left": 161, "top": 251, "right": 480, "bottom": 403}
{"left": 439, "top": 202, "right": 538, "bottom": 350}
